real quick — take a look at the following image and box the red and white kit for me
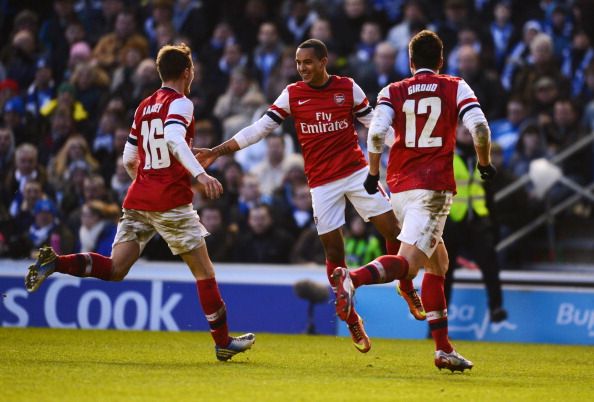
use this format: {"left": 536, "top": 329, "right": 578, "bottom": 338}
{"left": 117, "top": 87, "right": 208, "bottom": 255}
{"left": 233, "top": 76, "right": 392, "bottom": 234}
{"left": 369, "top": 69, "right": 487, "bottom": 256}
{"left": 124, "top": 87, "right": 196, "bottom": 211}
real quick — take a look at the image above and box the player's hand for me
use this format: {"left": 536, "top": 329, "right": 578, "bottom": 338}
{"left": 196, "top": 173, "right": 223, "bottom": 199}
{"left": 477, "top": 162, "right": 497, "bottom": 182}
{"left": 364, "top": 173, "right": 380, "bottom": 194}
{"left": 193, "top": 148, "right": 217, "bottom": 169}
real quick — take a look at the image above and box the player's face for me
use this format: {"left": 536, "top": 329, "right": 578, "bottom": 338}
{"left": 296, "top": 47, "right": 327, "bottom": 86}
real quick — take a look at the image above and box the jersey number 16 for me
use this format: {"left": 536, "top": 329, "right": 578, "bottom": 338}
{"left": 402, "top": 97, "right": 442, "bottom": 148}
{"left": 141, "top": 118, "right": 171, "bottom": 170}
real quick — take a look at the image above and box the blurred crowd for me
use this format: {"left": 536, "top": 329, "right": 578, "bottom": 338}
{"left": 1, "top": 0, "right": 593, "bottom": 266}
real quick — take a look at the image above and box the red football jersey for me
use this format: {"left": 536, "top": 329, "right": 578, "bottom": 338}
{"left": 267, "top": 75, "right": 370, "bottom": 188}
{"left": 123, "top": 87, "right": 195, "bottom": 211}
{"left": 377, "top": 69, "right": 479, "bottom": 193}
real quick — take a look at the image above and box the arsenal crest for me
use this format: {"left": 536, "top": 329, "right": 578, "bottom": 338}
{"left": 334, "top": 93, "right": 345, "bottom": 105}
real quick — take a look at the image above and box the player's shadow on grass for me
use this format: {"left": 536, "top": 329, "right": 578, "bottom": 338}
{"left": 22, "top": 358, "right": 257, "bottom": 368}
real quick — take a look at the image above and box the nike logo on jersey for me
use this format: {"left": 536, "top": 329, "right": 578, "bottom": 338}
{"left": 298, "top": 99, "right": 311, "bottom": 105}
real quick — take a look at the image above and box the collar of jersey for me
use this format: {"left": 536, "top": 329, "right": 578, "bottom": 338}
{"left": 306, "top": 75, "right": 333, "bottom": 90}
{"left": 414, "top": 68, "right": 437, "bottom": 75}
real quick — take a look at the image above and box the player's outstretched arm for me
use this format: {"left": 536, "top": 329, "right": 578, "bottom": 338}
{"left": 195, "top": 113, "right": 280, "bottom": 168}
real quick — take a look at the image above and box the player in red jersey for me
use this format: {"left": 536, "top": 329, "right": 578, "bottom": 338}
{"left": 336, "top": 30, "right": 497, "bottom": 372}
{"left": 25, "top": 43, "right": 255, "bottom": 361}
{"left": 196, "top": 39, "right": 420, "bottom": 353}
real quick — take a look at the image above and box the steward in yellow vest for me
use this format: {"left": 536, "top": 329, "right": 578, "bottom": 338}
{"left": 450, "top": 153, "right": 489, "bottom": 222}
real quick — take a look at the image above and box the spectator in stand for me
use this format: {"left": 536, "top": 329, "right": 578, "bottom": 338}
{"left": 40, "top": 82, "right": 88, "bottom": 125}
{"left": 252, "top": 22, "right": 285, "bottom": 91}
{"left": 277, "top": 180, "right": 313, "bottom": 238}
{"left": 209, "top": 41, "right": 248, "bottom": 97}
{"left": 307, "top": 17, "right": 343, "bottom": 74}
{"left": 446, "top": 26, "right": 482, "bottom": 76}
{"left": 228, "top": 173, "right": 270, "bottom": 230}
{"left": 64, "top": 41, "right": 93, "bottom": 81}
{"left": 66, "top": 173, "right": 113, "bottom": 232}
{"left": 489, "top": 0, "right": 517, "bottom": 73}
{"left": 76, "top": 199, "right": 119, "bottom": 256}
{"left": 213, "top": 66, "right": 266, "bottom": 140}
{"left": 234, "top": 0, "right": 272, "bottom": 54}
{"left": 92, "top": 9, "right": 149, "bottom": 72}
{"left": 0, "top": 126, "right": 15, "bottom": 177}
{"left": 530, "top": 76, "right": 560, "bottom": 123}
{"left": 355, "top": 41, "right": 400, "bottom": 103}
{"left": 457, "top": 44, "right": 506, "bottom": 120}
{"left": 561, "top": 30, "right": 594, "bottom": 98}
{"left": 110, "top": 37, "right": 150, "bottom": 98}
{"left": 39, "top": 0, "right": 77, "bottom": 82}
{"left": 218, "top": 160, "right": 244, "bottom": 211}
{"left": 1, "top": 143, "right": 49, "bottom": 209}
{"left": 199, "top": 21, "right": 236, "bottom": 73}
{"left": 501, "top": 20, "right": 542, "bottom": 91}
{"left": 59, "top": 160, "right": 90, "bottom": 216}
{"left": 290, "top": 223, "right": 326, "bottom": 265}
{"left": 280, "top": 0, "right": 317, "bottom": 45}
{"left": 129, "top": 58, "right": 161, "bottom": 108}
{"left": 387, "top": 0, "right": 432, "bottom": 56}
{"left": 512, "top": 33, "right": 569, "bottom": 104}
{"left": 233, "top": 203, "right": 294, "bottom": 263}
{"left": 25, "top": 57, "right": 55, "bottom": 118}
{"left": 172, "top": 0, "right": 212, "bottom": 49}
{"left": 69, "top": 62, "right": 110, "bottom": 129}
{"left": 250, "top": 134, "right": 301, "bottom": 197}
{"left": 0, "top": 79, "right": 19, "bottom": 114}
{"left": 26, "top": 198, "right": 75, "bottom": 257}
{"left": 39, "top": 106, "right": 77, "bottom": 165}
{"left": 436, "top": 0, "right": 469, "bottom": 58}
{"left": 543, "top": 5, "right": 573, "bottom": 60}
{"left": 200, "top": 203, "right": 236, "bottom": 262}
{"left": 10, "top": 179, "right": 45, "bottom": 236}
{"left": 509, "top": 124, "right": 548, "bottom": 179}
{"left": 2, "top": 29, "right": 38, "bottom": 91}
{"left": 344, "top": 212, "right": 383, "bottom": 268}
{"left": 265, "top": 46, "right": 299, "bottom": 103}
{"left": 2, "top": 96, "right": 40, "bottom": 146}
{"left": 144, "top": 0, "right": 174, "bottom": 54}
{"left": 490, "top": 97, "right": 528, "bottom": 167}
{"left": 47, "top": 135, "right": 99, "bottom": 194}
{"left": 331, "top": 0, "right": 375, "bottom": 57}
{"left": 347, "top": 20, "right": 383, "bottom": 83}
{"left": 582, "top": 62, "right": 594, "bottom": 131}
{"left": 544, "top": 99, "right": 592, "bottom": 202}
{"left": 80, "top": 0, "right": 125, "bottom": 44}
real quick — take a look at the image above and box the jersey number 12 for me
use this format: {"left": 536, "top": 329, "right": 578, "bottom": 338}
{"left": 403, "top": 97, "right": 442, "bottom": 148}
{"left": 141, "top": 118, "right": 171, "bottom": 169}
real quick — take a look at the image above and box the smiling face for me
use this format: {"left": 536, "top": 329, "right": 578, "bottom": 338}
{"left": 295, "top": 47, "right": 327, "bottom": 86}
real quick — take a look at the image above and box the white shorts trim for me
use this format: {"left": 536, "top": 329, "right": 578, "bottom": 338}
{"left": 311, "top": 167, "right": 392, "bottom": 235}
{"left": 113, "top": 204, "right": 208, "bottom": 255}
{"left": 390, "top": 189, "right": 453, "bottom": 258}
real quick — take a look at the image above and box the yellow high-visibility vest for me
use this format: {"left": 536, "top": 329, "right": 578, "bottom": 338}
{"left": 450, "top": 154, "right": 489, "bottom": 222}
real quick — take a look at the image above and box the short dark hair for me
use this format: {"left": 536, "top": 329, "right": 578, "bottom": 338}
{"left": 409, "top": 30, "right": 443, "bottom": 70}
{"left": 297, "top": 39, "right": 328, "bottom": 60}
{"left": 156, "top": 43, "right": 192, "bottom": 81}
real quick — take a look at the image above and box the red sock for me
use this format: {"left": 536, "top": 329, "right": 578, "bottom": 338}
{"left": 196, "top": 278, "right": 230, "bottom": 347}
{"left": 349, "top": 255, "right": 409, "bottom": 288}
{"left": 55, "top": 253, "right": 113, "bottom": 280}
{"left": 385, "top": 239, "right": 414, "bottom": 291}
{"left": 325, "top": 259, "right": 346, "bottom": 290}
{"left": 421, "top": 273, "right": 453, "bottom": 353}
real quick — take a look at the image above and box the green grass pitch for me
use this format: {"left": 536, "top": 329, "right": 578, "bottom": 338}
{"left": 2, "top": 328, "right": 593, "bottom": 402}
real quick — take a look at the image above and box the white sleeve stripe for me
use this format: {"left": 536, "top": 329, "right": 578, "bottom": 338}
{"left": 129, "top": 133, "right": 137, "bottom": 139}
